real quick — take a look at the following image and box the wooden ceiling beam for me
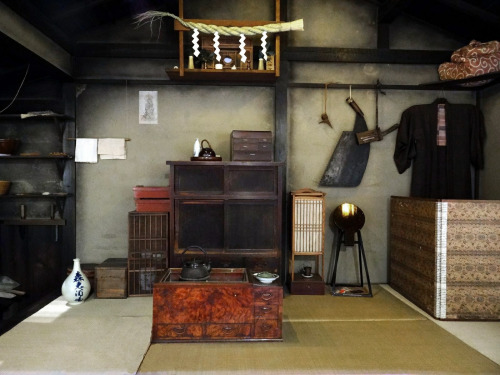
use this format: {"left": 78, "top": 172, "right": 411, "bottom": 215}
{"left": 283, "top": 47, "right": 451, "bottom": 64}
{"left": 436, "top": 0, "right": 500, "bottom": 26}
{"left": 378, "top": 0, "right": 414, "bottom": 23}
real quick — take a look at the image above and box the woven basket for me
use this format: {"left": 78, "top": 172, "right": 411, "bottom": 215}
{"left": 0, "top": 181, "right": 11, "bottom": 195}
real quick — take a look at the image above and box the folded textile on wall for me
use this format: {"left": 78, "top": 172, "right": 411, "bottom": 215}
{"left": 98, "top": 138, "right": 127, "bottom": 160}
{"left": 75, "top": 138, "right": 98, "bottom": 163}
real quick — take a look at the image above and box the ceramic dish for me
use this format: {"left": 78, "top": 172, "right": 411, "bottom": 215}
{"left": 253, "top": 271, "right": 279, "bottom": 284}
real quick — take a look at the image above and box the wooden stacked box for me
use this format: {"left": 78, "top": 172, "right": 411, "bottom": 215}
{"left": 231, "top": 130, "right": 273, "bottom": 161}
{"left": 133, "top": 186, "right": 170, "bottom": 212}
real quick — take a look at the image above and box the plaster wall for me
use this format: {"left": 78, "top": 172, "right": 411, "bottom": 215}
{"left": 76, "top": 0, "right": 490, "bottom": 283}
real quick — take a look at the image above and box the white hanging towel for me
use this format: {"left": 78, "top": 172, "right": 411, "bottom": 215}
{"left": 75, "top": 138, "right": 98, "bottom": 163}
{"left": 98, "top": 138, "right": 126, "bottom": 160}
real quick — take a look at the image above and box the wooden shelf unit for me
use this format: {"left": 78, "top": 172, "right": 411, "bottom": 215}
{"left": 170, "top": 0, "right": 281, "bottom": 81}
{"left": 167, "top": 161, "right": 284, "bottom": 278}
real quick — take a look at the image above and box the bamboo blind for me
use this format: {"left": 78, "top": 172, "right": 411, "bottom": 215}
{"left": 293, "top": 196, "right": 324, "bottom": 253}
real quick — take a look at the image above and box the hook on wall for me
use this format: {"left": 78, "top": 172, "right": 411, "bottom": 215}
{"left": 318, "top": 82, "right": 334, "bottom": 128}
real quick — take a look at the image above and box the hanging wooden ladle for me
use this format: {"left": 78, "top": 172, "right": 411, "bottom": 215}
{"left": 319, "top": 82, "right": 333, "bottom": 128}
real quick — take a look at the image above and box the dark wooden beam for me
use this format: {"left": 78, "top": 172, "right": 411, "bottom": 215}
{"left": 377, "top": 23, "right": 390, "bottom": 49}
{"left": 282, "top": 47, "right": 452, "bottom": 64}
{"left": 436, "top": 0, "right": 500, "bottom": 25}
{"left": 378, "top": 0, "right": 414, "bottom": 23}
{"left": 74, "top": 42, "right": 178, "bottom": 59}
{"left": 1, "top": 0, "right": 73, "bottom": 51}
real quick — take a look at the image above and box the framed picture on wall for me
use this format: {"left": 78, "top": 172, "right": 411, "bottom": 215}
{"left": 139, "top": 91, "right": 158, "bottom": 124}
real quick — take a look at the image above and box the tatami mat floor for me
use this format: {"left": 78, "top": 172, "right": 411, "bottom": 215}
{"left": 381, "top": 285, "right": 500, "bottom": 366}
{"left": 0, "top": 284, "right": 498, "bottom": 374}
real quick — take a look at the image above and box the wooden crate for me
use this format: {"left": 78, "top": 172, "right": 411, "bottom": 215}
{"left": 95, "top": 258, "right": 128, "bottom": 299}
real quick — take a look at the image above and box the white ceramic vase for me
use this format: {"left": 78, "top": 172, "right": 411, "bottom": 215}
{"left": 62, "top": 258, "right": 90, "bottom": 305}
{"left": 193, "top": 138, "right": 201, "bottom": 157}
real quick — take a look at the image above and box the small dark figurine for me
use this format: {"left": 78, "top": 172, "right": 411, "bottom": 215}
{"left": 196, "top": 49, "right": 214, "bottom": 69}
{"left": 319, "top": 113, "right": 332, "bottom": 128}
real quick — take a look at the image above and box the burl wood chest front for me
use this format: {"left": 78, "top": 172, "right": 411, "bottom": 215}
{"left": 152, "top": 268, "right": 283, "bottom": 342}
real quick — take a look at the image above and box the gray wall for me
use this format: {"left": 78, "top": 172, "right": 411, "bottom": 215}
{"left": 75, "top": 0, "right": 496, "bottom": 283}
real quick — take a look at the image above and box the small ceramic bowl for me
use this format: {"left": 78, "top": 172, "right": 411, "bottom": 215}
{"left": 253, "top": 271, "right": 279, "bottom": 284}
{"left": 0, "top": 139, "right": 20, "bottom": 155}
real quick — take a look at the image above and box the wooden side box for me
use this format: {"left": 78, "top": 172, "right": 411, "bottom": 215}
{"left": 288, "top": 274, "right": 325, "bottom": 295}
{"left": 134, "top": 199, "right": 171, "bottom": 212}
{"left": 133, "top": 186, "right": 170, "bottom": 199}
{"left": 95, "top": 258, "right": 128, "bottom": 299}
{"left": 231, "top": 130, "right": 273, "bottom": 161}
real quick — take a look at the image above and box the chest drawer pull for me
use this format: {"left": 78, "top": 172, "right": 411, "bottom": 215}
{"left": 261, "top": 293, "right": 273, "bottom": 300}
{"left": 260, "top": 323, "right": 272, "bottom": 331}
{"left": 172, "top": 326, "right": 186, "bottom": 334}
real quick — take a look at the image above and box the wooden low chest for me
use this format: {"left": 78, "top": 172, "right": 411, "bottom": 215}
{"left": 152, "top": 268, "right": 283, "bottom": 342}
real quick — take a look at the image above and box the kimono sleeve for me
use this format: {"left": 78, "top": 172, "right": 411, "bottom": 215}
{"left": 393, "top": 108, "right": 416, "bottom": 174}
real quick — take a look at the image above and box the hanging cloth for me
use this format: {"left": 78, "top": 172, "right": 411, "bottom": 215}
{"left": 393, "top": 99, "right": 485, "bottom": 199}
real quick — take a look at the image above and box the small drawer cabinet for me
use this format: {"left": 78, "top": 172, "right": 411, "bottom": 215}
{"left": 253, "top": 285, "right": 283, "bottom": 339}
{"left": 230, "top": 130, "right": 273, "bottom": 161}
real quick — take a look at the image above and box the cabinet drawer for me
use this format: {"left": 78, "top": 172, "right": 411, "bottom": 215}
{"left": 254, "top": 287, "right": 282, "bottom": 304}
{"left": 232, "top": 140, "right": 272, "bottom": 151}
{"left": 232, "top": 150, "right": 273, "bottom": 161}
{"left": 209, "top": 286, "right": 253, "bottom": 323}
{"left": 205, "top": 323, "right": 252, "bottom": 338}
{"left": 254, "top": 304, "right": 280, "bottom": 319}
{"left": 254, "top": 320, "right": 281, "bottom": 339}
{"left": 155, "top": 323, "right": 203, "bottom": 339}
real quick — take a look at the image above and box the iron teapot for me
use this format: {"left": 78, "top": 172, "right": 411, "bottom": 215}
{"left": 198, "top": 139, "right": 216, "bottom": 157}
{"left": 180, "top": 245, "right": 212, "bottom": 280}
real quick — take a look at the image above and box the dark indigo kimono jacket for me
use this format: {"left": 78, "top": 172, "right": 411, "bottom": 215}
{"left": 394, "top": 99, "right": 485, "bottom": 199}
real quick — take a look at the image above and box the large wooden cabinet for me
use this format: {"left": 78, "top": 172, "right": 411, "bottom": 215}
{"left": 167, "top": 161, "right": 284, "bottom": 277}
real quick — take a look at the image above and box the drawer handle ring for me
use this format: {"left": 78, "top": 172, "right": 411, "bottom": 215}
{"left": 261, "top": 323, "right": 272, "bottom": 331}
{"left": 261, "top": 293, "right": 273, "bottom": 300}
{"left": 172, "top": 326, "right": 186, "bottom": 334}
